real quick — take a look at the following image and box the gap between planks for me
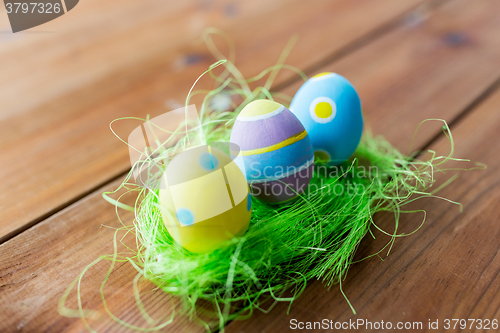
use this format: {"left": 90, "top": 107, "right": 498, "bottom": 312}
{"left": 220, "top": 48, "right": 500, "bottom": 333}
{"left": 0, "top": 0, "right": 443, "bottom": 245}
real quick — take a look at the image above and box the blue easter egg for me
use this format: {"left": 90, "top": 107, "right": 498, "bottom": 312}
{"left": 290, "top": 72, "right": 363, "bottom": 165}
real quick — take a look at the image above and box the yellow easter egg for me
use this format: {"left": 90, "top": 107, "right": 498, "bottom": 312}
{"left": 159, "top": 144, "right": 252, "bottom": 253}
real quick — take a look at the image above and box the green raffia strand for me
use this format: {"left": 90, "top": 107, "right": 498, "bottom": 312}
{"left": 58, "top": 28, "right": 479, "bottom": 332}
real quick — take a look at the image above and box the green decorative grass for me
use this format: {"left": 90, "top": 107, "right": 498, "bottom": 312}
{"left": 59, "top": 29, "right": 467, "bottom": 332}
{"left": 127, "top": 128, "right": 457, "bottom": 332}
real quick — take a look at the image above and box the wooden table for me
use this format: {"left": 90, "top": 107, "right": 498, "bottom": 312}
{"left": 1, "top": 0, "right": 500, "bottom": 331}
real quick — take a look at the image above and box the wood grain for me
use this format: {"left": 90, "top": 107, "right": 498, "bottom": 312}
{"left": 0, "top": 179, "right": 203, "bottom": 332}
{"left": 2, "top": 0, "right": 500, "bottom": 332}
{"left": 226, "top": 78, "right": 500, "bottom": 333}
{"left": 0, "top": 0, "right": 425, "bottom": 242}
{"left": 281, "top": 0, "right": 500, "bottom": 154}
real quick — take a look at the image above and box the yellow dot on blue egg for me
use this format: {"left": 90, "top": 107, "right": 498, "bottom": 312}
{"left": 314, "top": 150, "right": 331, "bottom": 163}
{"left": 310, "top": 97, "right": 336, "bottom": 124}
{"left": 176, "top": 208, "right": 195, "bottom": 226}
{"left": 312, "top": 72, "right": 332, "bottom": 78}
{"left": 315, "top": 102, "right": 333, "bottom": 119}
{"left": 199, "top": 153, "right": 219, "bottom": 171}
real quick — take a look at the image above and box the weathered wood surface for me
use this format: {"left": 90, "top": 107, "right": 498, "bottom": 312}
{"left": 1, "top": 0, "right": 500, "bottom": 332}
{"left": 281, "top": 0, "right": 500, "bottom": 153}
{"left": 0, "top": 180, "right": 203, "bottom": 332}
{"left": 227, "top": 79, "right": 500, "bottom": 333}
{"left": 0, "top": 0, "right": 424, "bottom": 242}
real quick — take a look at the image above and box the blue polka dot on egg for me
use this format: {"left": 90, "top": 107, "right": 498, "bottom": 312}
{"left": 199, "top": 153, "right": 219, "bottom": 171}
{"left": 176, "top": 208, "right": 195, "bottom": 226}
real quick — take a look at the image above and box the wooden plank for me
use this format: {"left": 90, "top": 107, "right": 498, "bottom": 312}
{"left": 3, "top": 0, "right": 500, "bottom": 331}
{"left": 0, "top": 0, "right": 426, "bottom": 242}
{"left": 226, "top": 80, "right": 500, "bottom": 333}
{"left": 280, "top": 0, "right": 500, "bottom": 153}
{"left": 0, "top": 180, "right": 202, "bottom": 332}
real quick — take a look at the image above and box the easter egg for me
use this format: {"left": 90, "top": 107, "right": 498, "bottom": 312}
{"left": 159, "top": 143, "right": 251, "bottom": 253}
{"left": 230, "top": 100, "right": 314, "bottom": 204}
{"left": 290, "top": 72, "right": 363, "bottom": 165}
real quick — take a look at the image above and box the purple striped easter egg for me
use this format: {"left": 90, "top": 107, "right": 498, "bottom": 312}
{"left": 230, "top": 100, "right": 314, "bottom": 204}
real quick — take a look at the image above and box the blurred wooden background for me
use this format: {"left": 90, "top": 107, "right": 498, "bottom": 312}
{"left": 1, "top": 0, "right": 500, "bottom": 331}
